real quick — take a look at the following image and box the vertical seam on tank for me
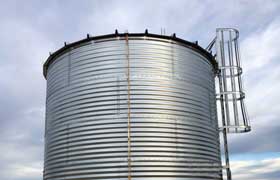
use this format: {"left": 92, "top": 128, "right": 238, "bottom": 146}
{"left": 171, "top": 41, "right": 175, "bottom": 78}
{"left": 171, "top": 41, "right": 178, "bottom": 154}
{"left": 64, "top": 123, "right": 69, "bottom": 180}
{"left": 67, "top": 50, "right": 71, "bottom": 86}
{"left": 125, "top": 34, "right": 132, "bottom": 180}
{"left": 209, "top": 90, "right": 212, "bottom": 124}
{"left": 117, "top": 76, "right": 120, "bottom": 118}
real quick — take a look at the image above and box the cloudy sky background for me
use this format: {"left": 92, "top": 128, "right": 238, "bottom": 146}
{"left": 0, "top": 1, "right": 279, "bottom": 180}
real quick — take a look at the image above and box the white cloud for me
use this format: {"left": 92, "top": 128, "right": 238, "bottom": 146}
{"left": 231, "top": 158, "right": 280, "bottom": 180}
{"left": 241, "top": 19, "right": 280, "bottom": 126}
{"left": 227, "top": 19, "right": 280, "bottom": 154}
{"left": 82, "top": 0, "right": 207, "bottom": 38}
{"left": 242, "top": 20, "right": 280, "bottom": 73}
{"left": 0, "top": 163, "right": 42, "bottom": 180}
{"left": 0, "top": 107, "right": 44, "bottom": 180}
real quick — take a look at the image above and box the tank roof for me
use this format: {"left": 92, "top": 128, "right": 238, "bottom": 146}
{"left": 43, "top": 31, "right": 216, "bottom": 78}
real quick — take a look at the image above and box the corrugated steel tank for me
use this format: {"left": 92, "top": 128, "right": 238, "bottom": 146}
{"left": 43, "top": 32, "right": 221, "bottom": 180}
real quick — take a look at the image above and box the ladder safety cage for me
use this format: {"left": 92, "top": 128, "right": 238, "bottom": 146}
{"left": 211, "top": 28, "right": 251, "bottom": 133}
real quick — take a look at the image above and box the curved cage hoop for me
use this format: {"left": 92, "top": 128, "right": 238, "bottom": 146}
{"left": 215, "top": 28, "right": 251, "bottom": 134}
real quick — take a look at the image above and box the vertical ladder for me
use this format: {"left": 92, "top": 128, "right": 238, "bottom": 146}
{"left": 215, "top": 28, "right": 250, "bottom": 133}
{"left": 207, "top": 28, "right": 251, "bottom": 180}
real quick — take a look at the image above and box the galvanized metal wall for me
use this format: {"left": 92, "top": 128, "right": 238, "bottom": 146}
{"left": 44, "top": 36, "right": 222, "bottom": 180}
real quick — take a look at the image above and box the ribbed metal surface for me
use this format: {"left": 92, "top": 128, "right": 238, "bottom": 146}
{"left": 44, "top": 35, "right": 222, "bottom": 180}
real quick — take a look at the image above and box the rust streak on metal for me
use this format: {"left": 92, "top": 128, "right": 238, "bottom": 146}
{"left": 125, "top": 34, "right": 132, "bottom": 180}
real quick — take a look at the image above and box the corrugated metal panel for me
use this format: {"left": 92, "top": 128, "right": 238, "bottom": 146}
{"left": 44, "top": 35, "right": 222, "bottom": 180}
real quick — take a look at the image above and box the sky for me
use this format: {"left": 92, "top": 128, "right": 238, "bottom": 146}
{"left": 0, "top": 1, "right": 279, "bottom": 180}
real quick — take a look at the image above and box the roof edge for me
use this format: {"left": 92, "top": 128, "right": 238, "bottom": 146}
{"left": 43, "top": 32, "right": 216, "bottom": 78}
